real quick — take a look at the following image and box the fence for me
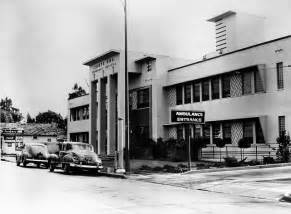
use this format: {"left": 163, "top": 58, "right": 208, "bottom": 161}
{"left": 201, "top": 144, "right": 281, "bottom": 161}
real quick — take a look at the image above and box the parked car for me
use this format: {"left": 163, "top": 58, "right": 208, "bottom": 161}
{"left": 48, "top": 142, "right": 103, "bottom": 174}
{"left": 16, "top": 143, "right": 49, "bottom": 168}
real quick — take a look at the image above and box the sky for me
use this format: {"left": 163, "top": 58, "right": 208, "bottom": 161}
{"left": 1, "top": 0, "right": 291, "bottom": 118}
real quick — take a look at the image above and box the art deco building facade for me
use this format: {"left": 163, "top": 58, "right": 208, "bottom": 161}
{"left": 68, "top": 11, "right": 291, "bottom": 164}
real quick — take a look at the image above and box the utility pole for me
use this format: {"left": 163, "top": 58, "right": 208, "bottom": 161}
{"left": 124, "top": 0, "right": 130, "bottom": 173}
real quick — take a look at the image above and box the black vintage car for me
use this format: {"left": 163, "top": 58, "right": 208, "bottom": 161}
{"left": 16, "top": 143, "right": 49, "bottom": 168}
{"left": 48, "top": 142, "right": 103, "bottom": 174}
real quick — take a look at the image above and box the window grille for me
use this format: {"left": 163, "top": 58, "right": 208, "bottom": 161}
{"left": 277, "top": 62, "right": 284, "bottom": 89}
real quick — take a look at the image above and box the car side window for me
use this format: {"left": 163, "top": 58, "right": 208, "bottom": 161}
{"left": 66, "top": 144, "right": 72, "bottom": 150}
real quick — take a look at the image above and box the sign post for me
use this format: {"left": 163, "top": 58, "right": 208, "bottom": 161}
{"left": 171, "top": 110, "right": 205, "bottom": 171}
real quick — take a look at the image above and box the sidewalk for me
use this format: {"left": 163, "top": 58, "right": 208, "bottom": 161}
{"left": 1, "top": 156, "right": 16, "bottom": 163}
{"left": 129, "top": 164, "right": 291, "bottom": 202}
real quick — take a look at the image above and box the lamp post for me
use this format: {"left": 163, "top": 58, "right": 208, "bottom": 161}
{"left": 123, "top": 0, "right": 130, "bottom": 173}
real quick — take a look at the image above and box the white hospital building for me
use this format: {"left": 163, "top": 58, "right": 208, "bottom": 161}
{"left": 67, "top": 11, "right": 291, "bottom": 164}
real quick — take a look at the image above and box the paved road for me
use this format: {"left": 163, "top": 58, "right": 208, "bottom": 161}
{"left": 131, "top": 166, "right": 291, "bottom": 201}
{"left": 1, "top": 161, "right": 291, "bottom": 214}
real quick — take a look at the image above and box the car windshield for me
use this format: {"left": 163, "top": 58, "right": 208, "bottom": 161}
{"left": 71, "top": 144, "right": 93, "bottom": 151}
{"left": 28, "top": 145, "right": 48, "bottom": 154}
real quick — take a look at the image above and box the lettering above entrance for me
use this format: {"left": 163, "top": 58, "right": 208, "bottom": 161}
{"left": 92, "top": 62, "right": 117, "bottom": 80}
{"left": 171, "top": 110, "right": 205, "bottom": 124}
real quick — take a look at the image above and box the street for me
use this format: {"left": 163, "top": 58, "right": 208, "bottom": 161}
{"left": 1, "top": 161, "right": 291, "bottom": 214}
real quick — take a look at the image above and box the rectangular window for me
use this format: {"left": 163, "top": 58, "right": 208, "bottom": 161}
{"left": 223, "top": 123, "right": 231, "bottom": 144}
{"left": 203, "top": 124, "right": 210, "bottom": 144}
{"left": 184, "top": 83, "right": 192, "bottom": 104}
{"left": 137, "top": 88, "right": 149, "bottom": 108}
{"left": 243, "top": 121, "right": 253, "bottom": 142}
{"left": 193, "top": 125, "right": 202, "bottom": 138}
{"left": 70, "top": 105, "right": 90, "bottom": 121}
{"left": 193, "top": 82, "right": 200, "bottom": 102}
{"left": 279, "top": 116, "right": 285, "bottom": 136}
{"left": 146, "top": 61, "right": 152, "bottom": 72}
{"left": 202, "top": 80, "right": 210, "bottom": 101}
{"left": 222, "top": 75, "right": 231, "bottom": 98}
{"left": 211, "top": 77, "right": 220, "bottom": 100}
{"left": 242, "top": 72, "right": 252, "bottom": 95}
{"left": 254, "top": 70, "right": 264, "bottom": 93}
{"left": 255, "top": 119, "right": 265, "bottom": 144}
{"left": 277, "top": 62, "right": 284, "bottom": 89}
{"left": 212, "top": 123, "right": 221, "bottom": 144}
{"left": 176, "top": 85, "right": 183, "bottom": 105}
{"left": 177, "top": 125, "right": 184, "bottom": 140}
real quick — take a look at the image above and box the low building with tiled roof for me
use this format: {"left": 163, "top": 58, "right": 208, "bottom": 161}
{"left": 20, "top": 123, "right": 66, "bottom": 144}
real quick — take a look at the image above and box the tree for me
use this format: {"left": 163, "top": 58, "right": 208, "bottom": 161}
{"left": 276, "top": 131, "right": 290, "bottom": 163}
{"left": 215, "top": 138, "right": 226, "bottom": 162}
{"left": 0, "top": 97, "right": 23, "bottom": 122}
{"left": 35, "top": 110, "right": 64, "bottom": 126}
{"left": 238, "top": 137, "right": 252, "bottom": 161}
{"left": 26, "top": 113, "right": 35, "bottom": 123}
{"left": 68, "top": 83, "right": 87, "bottom": 99}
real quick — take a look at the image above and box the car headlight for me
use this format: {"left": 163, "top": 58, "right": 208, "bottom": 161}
{"left": 72, "top": 153, "right": 80, "bottom": 163}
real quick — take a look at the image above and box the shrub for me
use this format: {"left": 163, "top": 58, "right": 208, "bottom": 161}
{"left": 247, "top": 159, "right": 261, "bottom": 166}
{"left": 152, "top": 166, "right": 163, "bottom": 172}
{"left": 139, "top": 165, "right": 152, "bottom": 171}
{"left": 224, "top": 156, "right": 239, "bottom": 167}
{"left": 238, "top": 137, "right": 252, "bottom": 160}
{"left": 196, "top": 163, "right": 210, "bottom": 169}
{"left": 163, "top": 164, "right": 176, "bottom": 173}
{"left": 276, "top": 131, "right": 290, "bottom": 163}
{"left": 153, "top": 137, "right": 168, "bottom": 159}
{"left": 238, "top": 137, "right": 252, "bottom": 148}
{"left": 215, "top": 138, "right": 226, "bottom": 162}
{"left": 263, "top": 156, "right": 275, "bottom": 164}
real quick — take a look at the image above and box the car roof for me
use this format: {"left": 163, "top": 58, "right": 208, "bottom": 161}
{"left": 62, "top": 141, "right": 90, "bottom": 145}
{"left": 26, "top": 143, "right": 46, "bottom": 146}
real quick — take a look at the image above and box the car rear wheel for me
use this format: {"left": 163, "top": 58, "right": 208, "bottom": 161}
{"left": 16, "top": 157, "right": 20, "bottom": 166}
{"left": 64, "top": 164, "right": 71, "bottom": 175}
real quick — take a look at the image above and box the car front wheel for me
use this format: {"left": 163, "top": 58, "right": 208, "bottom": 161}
{"left": 22, "top": 158, "right": 27, "bottom": 167}
{"left": 49, "top": 163, "right": 55, "bottom": 172}
{"left": 64, "top": 164, "right": 72, "bottom": 175}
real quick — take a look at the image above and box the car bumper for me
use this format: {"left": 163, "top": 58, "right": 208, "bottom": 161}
{"left": 26, "top": 159, "right": 48, "bottom": 163}
{"left": 69, "top": 163, "right": 103, "bottom": 169}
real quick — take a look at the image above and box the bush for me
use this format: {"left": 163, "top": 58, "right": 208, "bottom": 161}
{"left": 263, "top": 156, "right": 275, "bottom": 164}
{"left": 224, "top": 156, "right": 239, "bottom": 167}
{"left": 247, "top": 160, "right": 261, "bottom": 166}
{"left": 196, "top": 163, "right": 210, "bottom": 169}
{"left": 276, "top": 131, "right": 290, "bottom": 163}
{"left": 214, "top": 138, "right": 226, "bottom": 148}
{"left": 152, "top": 166, "right": 163, "bottom": 172}
{"left": 215, "top": 138, "right": 226, "bottom": 162}
{"left": 238, "top": 137, "right": 252, "bottom": 149}
{"left": 139, "top": 165, "right": 152, "bottom": 171}
{"left": 163, "top": 164, "right": 176, "bottom": 173}
{"left": 238, "top": 137, "right": 252, "bottom": 160}
{"left": 153, "top": 138, "right": 168, "bottom": 159}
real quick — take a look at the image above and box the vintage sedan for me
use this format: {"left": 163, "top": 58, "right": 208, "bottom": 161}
{"left": 16, "top": 143, "right": 49, "bottom": 168}
{"left": 48, "top": 142, "right": 103, "bottom": 174}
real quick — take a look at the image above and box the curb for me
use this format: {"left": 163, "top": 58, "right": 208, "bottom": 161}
{"left": 1, "top": 158, "right": 15, "bottom": 163}
{"left": 98, "top": 172, "right": 127, "bottom": 179}
{"left": 184, "top": 162, "right": 291, "bottom": 174}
